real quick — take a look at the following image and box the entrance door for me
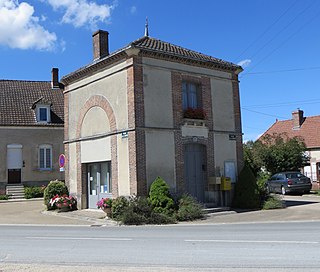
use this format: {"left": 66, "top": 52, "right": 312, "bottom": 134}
{"left": 87, "top": 161, "right": 112, "bottom": 208}
{"left": 7, "top": 144, "right": 22, "bottom": 184}
{"left": 184, "top": 144, "right": 206, "bottom": 202}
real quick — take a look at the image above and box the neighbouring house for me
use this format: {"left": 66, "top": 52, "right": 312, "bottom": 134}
{"left": 61, "top": 30, "right": 244, "bottom": 209}
{"left": 0, "top": 69, "right": 65, "bottom": 195}
{"left": 261, "top": 109, "right": 320, "bottom": 190}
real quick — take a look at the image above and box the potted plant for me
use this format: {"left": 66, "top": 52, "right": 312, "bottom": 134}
{"left": 97, "top": 198, "right": 113, "bottom": 217}
{"left": 50, "top": 194, "right": 77, "bottom": 212}
{"left": 183, "top": 107, "right": 206, "bottom": 119}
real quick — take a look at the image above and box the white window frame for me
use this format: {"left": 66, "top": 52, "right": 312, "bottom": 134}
{"left": 36, "top": 105, "right": 51, "bottom": 123}
{"left": 39, "top": 144, "right": 52, "bottom": 170}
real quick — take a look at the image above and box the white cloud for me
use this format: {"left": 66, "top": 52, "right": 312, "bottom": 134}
{"left": 237, "top": 59, "right": 252, "bottom": 68}
{"left": 0, "top": 0, "right": 57, "bottom": 50}
{"left": 47, "top": 0, "right": 113, "bottom": 29}
{"left": 130, "top": 6, "right": 136, "bottom": 14}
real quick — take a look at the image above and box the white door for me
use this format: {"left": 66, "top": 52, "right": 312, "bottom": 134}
{"left": 7, "top": 144, "right": 22, "bottom": 184}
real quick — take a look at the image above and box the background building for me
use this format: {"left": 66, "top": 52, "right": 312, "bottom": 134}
{"left": 0, "top": 69, "right": 64, "bottom": 196}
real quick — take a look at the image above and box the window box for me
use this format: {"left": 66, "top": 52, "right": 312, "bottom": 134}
{"left": 183, "top": 107, "right": 206, "bottom": 120}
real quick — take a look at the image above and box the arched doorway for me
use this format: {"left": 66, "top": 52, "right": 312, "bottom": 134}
{"left": 184, "top": 143, "right": 206, "bottom": 202}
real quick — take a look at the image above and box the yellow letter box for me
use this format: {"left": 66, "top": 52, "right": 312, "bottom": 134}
{"left": 221, "top": 177, "right": 232, "bottom": 191}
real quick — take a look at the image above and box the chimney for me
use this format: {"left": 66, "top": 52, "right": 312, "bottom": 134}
{"left": 292, "top": 109, "right": 304, "bottom": 129}
{"left": 93, "top": 30, "right": 109, "bottom": 60}
{"left": 51, "top": 68, "right": 59, "bottom": 89}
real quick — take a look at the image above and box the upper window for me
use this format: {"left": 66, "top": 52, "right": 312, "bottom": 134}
{"left": 39, "top": 145, "right": 52, "bottom": 170}
{"left": 182, "top": 82, "right": 201, "bottom": 110}
{"left": 37, "top": 106, "right": 51, "bottom": 123}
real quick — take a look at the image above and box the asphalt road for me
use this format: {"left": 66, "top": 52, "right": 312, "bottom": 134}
{"left": 1, "top": 221, "right": 320, "bottom": 271}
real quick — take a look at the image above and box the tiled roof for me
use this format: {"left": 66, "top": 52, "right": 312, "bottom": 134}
{"left": 130, "top": 36, "right": 241, "bottom": 70}
{"left": 0, "top": 80, "right": 64, "bottom": 126}
{"left": 262, "top": 115, "right": 320, "bottom": 148}
{"left": 62, "top": 36, "right": 242, "bottom": 85}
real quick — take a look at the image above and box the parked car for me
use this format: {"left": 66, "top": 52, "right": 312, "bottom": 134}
{"left": 266, "top": 172, "right": 312, "bottom": 195}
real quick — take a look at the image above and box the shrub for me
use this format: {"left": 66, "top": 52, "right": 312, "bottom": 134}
{"left": 176, "top": 194, "right": 204, "bottom": 221}
{"left": 120, "top": 196, "right": 152, "bottom": 225}
{"left": 148, "top": 177, "right": 175, "bottom": 215}
{"left": 257, "top": 172, "right": 271, "bottom": 203}
{"left": 43, "top": 180, "right": 69, "bottom": 210}
{"left": 0, "top": 195, "right": 8, "bottom": 200}
{"left": 148, "top": 212, "right": 176, "bottom": 225}
{"left": 262, "top": 195, "right": 286, "bottom": 210}
{"left": 232, "top": 165, "right": 260, "bottom": 209}
{"left": 111, "top": 196, "right": 129, "bottom": 221}
{"left": 24, "top": 186, "right": 45, "bottom": 199}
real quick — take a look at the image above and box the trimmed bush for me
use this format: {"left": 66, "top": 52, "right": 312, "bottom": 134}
{"left": 111, "top": 196, "right": 129, "bottom": 221}
{"left": 148, "top": 177, "right": 175, "bottom": 215}
{"left": 176, "top": 194, "right": 204, "bottom": 221}
{"left": 263, "top": 195, "right": 285, "bottom": 210}
{"left": 232, "top": 165, "right": 260, "bottom": 209}
{"left": 43, "top": 180, "right": 69, "bottom": 210}
{"left": 148, "top": 212, "right": 176, "bottom": 225}
{"left": 120, "top": 196, "right": 152, "bottom": 225}
{"left": 24, "top": 186, "right": 45, "bottom": 199}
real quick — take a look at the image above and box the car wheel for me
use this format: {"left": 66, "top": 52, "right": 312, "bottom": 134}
{"left": 281, "top": 186, "right": 286, "bottom": 195}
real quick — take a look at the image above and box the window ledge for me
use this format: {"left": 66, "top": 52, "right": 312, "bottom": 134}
{"left": 183, "top": 118, "right": 207, "bottom": 127}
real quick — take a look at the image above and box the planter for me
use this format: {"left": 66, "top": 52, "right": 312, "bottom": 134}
{"left": 102, "top": 207, "right": 112, "bottom": 218}
{"left": 58, "top": 205, "right": 71, "bottom": 213}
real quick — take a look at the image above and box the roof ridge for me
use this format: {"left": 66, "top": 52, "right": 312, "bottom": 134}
{"left": 0, "top": 79, "right": 50, "bottom": 83}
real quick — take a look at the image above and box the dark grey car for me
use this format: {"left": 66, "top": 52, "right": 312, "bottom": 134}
{"left": 266, "top": 172, "right": 312, "bottom": 195}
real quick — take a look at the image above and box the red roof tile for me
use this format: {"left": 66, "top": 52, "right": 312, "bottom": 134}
{"left": 262, "top": 115, "right": 320, "bottom": 148}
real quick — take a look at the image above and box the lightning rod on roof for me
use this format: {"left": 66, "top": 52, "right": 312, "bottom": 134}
{"left": 144, "top": 17, "right": 149, "bottom": 37}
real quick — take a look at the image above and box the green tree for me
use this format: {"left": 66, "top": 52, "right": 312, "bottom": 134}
{"left": 247, "top": 133, "right": 309, "bottom": 174}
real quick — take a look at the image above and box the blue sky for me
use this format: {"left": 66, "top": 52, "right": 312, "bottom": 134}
{"left": 1, "top": 0, "right": 320, "bottom": 142}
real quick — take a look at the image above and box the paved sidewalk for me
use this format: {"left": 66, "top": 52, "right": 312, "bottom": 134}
{"left": 0, "top": 195, "right": 320, "bottom": 226}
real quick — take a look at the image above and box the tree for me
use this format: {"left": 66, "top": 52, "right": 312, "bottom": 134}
{"left": 245, "top": 133, "right": 309, "bottom": 175}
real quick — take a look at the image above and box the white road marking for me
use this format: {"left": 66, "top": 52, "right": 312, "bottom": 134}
{"left": 185, "top": 239, "right": 319, "bottom": 244}
{"left": 26, "top": 236, "right": 132, "bottom": 241}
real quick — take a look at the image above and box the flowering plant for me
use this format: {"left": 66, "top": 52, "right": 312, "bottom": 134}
{"left": 183, "top": 107, "right": 206, "bottom": 119}
{"left": 97, "top": 198, "right": 113, "bottom": 209}
{"left": 50, "top": 194, "right": 77, "bottom": 210}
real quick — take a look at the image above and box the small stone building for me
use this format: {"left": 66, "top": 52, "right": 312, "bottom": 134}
{"left": 62, "top": 30, "right": 243, "bottom": 209}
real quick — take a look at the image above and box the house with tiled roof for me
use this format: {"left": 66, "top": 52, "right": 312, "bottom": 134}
{"left": 62, "top": 30, "right": 243, "bottom": 209}
{"left": 261, "top": 109, "right": 320, "bottom": 189}
{"left": 0, "top": 69, "right": 64, "bottom": 196}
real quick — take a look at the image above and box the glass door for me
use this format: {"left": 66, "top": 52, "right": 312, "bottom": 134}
{"left": 87, "top": 161, "right": 112, "bottom": 208}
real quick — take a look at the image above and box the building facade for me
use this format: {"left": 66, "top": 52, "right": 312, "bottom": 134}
{"left": 62, "top": 30, "right": 243, "bottom": 209}
{"left": 0, "top": 69, "right": 64, "bottom": 194}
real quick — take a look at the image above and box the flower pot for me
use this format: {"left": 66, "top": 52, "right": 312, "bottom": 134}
{"left": 58, "top": 205, "right": 71, "bottom": 213}
{"left": 102, "top": 207, "right": 112, "bottom": 218}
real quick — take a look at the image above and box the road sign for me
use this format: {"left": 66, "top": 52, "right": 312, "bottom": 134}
{"left": 59, "top": 154, "right": 65, "bottom": 169}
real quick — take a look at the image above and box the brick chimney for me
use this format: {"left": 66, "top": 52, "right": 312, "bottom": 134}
{"left": 51, "top": 68, "right": 59, "bottom": 89}
{"left": 292, "top": 109, "right": 304, "bottom": 129}
{"left": 93, "top": 30, "right": 109, "bottom": 60}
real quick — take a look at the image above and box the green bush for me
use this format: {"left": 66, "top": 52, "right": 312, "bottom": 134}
{"left": 24, "top": 186, "right": 45, "bottom": 199}
{"left": 0, "top": 195, "right": 8, "bottom": 200}
{"left": 176, "top": 194, "right": 204, "bottom": 221}
{"left": 232, "top": 164, "right": 260, "bottom": 209}
{"left": 262, "top": 195, "right": 285, "bottom": 210}
{"left": 43, "top": 180, "right": 69, "bottom": 210}
{"left": 148, "top": 212, "right": 176, "bottom": 225}
{"left": 120, "top": 196, "right": 151, "bottom": 225}
{"left": 148, "top": 177, "right": 175, "bottom": 215}
{"left": 111, "top": 196, "right": 129, "bottom": 221}
{"left": 257, "top": 172, "right": 271, "bottom": 203}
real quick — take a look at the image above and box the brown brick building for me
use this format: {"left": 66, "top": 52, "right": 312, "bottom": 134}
{"left": 62, "top": 30, "right": 244, "bottom": 209}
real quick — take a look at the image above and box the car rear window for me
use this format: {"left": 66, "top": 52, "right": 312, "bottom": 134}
{"left": 286, "top": 173, "right": 304, "bottom": 179}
